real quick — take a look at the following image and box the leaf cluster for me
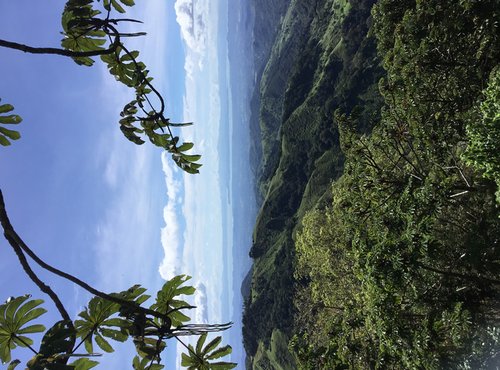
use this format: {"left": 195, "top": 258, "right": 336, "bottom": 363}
{"left": 1, "top": 0, "right": 202, "bottom": 174}
{"left": 0, "top": 277, "right": 235, "bottom": 369}
{"left": 0, "top": 99, "right": 22, "bottom": 146}
{"left": 181, "top": 333, "right": 236, "bottom": 370}
{"left": 59, "top": 0, "right": 202, "bottom": 173}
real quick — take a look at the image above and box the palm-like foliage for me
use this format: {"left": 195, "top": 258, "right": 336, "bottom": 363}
{"left": 0, "top": 295, "right": 46, "bottom": 363}
{"left": 181, "top": 333, "right": 236, "bottom": 370}
{"left": 60, "top": 0, "right": 203, "bottom": 174}
{"left": 74, "top": 297, "right": 127, "bottom": 353}
{"left": 150, "top": 275, "right": 195, "bottom": 328}
{"left": 0, "top": 99, "right": 22, "bottom": 146}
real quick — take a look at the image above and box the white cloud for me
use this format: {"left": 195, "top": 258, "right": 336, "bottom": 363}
{"left": 159, "top": 152, "right": 183, "bottom": 280}
{"left": 174, "top": 0, "right": 209, "bottom": 55}
{"left": 194, "top": 282, "right": 209, "bottom": 324}
{"left": 175, "top": 0, "right": 211, "bottom": 80}
{"left": 92, "top": 0, "right": 171, "bottom": 291}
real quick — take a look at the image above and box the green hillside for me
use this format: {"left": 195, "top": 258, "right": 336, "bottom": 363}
{"left": 244, "top": 0, "right": 499, "bottom": 368}
{"left": 244, "top": 0, "right": 384, "bottom": 367}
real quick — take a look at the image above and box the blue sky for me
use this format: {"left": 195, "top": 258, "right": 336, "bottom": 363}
{"left": 0, "top": 0, "right": 251, "bottom": 368}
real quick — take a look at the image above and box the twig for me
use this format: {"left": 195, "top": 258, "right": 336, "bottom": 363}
{"left": 0, "top": 189, "right": 168, "bottom": 322}
{"left": 0, "top": 37, "right": 119, "bottom": 58}
{"left": 0, "top": 192, "right": 72, "bottom": 324}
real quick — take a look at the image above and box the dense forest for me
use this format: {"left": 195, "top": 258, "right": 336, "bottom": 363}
{"left": 243, "top": 0, "right": 499, "bottom": 368}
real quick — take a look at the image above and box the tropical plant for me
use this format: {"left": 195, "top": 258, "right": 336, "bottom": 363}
{"left": 0, "top": 0, "right": 201, "bottom": 173}
{"left": 180, "top": 333, "right": 236, "bottom": 370}
{"left": 0, "top": 189, "right": 235, "bottom": 369}
{"left": 0, "top": 0, "right": 235, "bottom": 368}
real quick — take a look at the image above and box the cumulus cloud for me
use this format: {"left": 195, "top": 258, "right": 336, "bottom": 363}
{"left": 159, "top": 152, "right": 184, "bottom": 281}
{"left": 175, "top": 0, "right": 210, "bottom": 80}
{"left": 194, "top": 282, "right": 209, "bottom": 324}
{"left": 174, "top": 0, "right": 209, "bottom": 55}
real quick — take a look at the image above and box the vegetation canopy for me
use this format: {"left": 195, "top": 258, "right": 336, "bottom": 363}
{"left": 241, "top": 0, "right": 499, "bottom": 368}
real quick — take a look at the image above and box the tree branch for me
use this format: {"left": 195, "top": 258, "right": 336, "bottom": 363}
{"left": 0, "top": 191, "right": 72, "bottom": 324}
{"left": 0, "top": 189, "right": 167, "bottom": 322}
{"left": 0, "top": 38, "right": 119, "bottom": 58}
{"left": 417, "top": 261, "right": 500, "bottom": 285}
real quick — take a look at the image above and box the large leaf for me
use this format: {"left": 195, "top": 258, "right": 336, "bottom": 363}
{"left": 70, "top": 358, "right": 99, "bottom": 370}
{"left": 7, "top": 359, "right": 20, "bottom": 370}
{"left": 133, "top": 337, "right": 165, "bottom": 362}
{"left": 39, "top": 320, "right": 76, "bottom": 357}
{"left": 60, "top": 0, "right": 106, "bottom": 67}
{"left": 132, "top": 355, "right": 164, "bottom": 370}
{"left": 150, "top": 275, "right": 195, "bottom": 327}
{"left": 209, "top": 361, "right": 237, "bottom": 369}
{"left": 206, "top": 345, "right": 232, "bottom": 360}
{"left": 74, "top": 295, "right": 127, "bottom": 354}
{"left": 0, "top": 99, "right": 22, "bottom": 146}
{"left": 0, "top": 296, "right": 46, "bottom": 363}
{"left": 181, "top": 334, "right": 235, "bottom": 369}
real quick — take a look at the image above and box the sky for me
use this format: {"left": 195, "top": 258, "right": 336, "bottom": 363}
{"left": 0, "top": 1, "right": 254, "bottom": 368}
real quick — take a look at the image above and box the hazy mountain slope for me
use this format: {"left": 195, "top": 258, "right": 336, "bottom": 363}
{"left": 243, "top": 0, "right": 383, "bottom": 367}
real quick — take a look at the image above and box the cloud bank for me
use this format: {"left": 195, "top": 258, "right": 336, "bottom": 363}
{"left": 159, "top": 152, "right": 183, "bottom": 280}
{"left": 174, "top": 0, "right": 210, "bottom": 80}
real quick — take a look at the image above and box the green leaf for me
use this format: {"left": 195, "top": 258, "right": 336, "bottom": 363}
{"left": 150, "top": 275, "right": 195, "bottom": 326}
{"left": 0, "top": 103, "right": 14, "bottom": 114}
{"left": 0, "top": 296, "right": 46, "bottom": 363}
{"left": 132, "top": 355, "right": 164, "bottom": 370}
{"left": 99, "top": 328, "right": 127, "bottom": 342}
{"left": 101, "top": 317, "right": 129, "bottom": 328}
{"left": 209, "top": 361, "right": 237, "bottom": 369}
{"left": 110, "top": 0, "right": 125, "bottom": 13}
{"left": 169, "top": 310, "right": 191, "bottom": 324}
{"left": 182, "top": 334, "right": 234, "bottom": 369}
{"left": 39, "top": 320, "right": 75, "bottom": 357}
{"left": 75, "top": 294, "right": 129, "bottom": 351}
{"left": 147, "top": 364, "right": 164, "bottom": 370}
{"left": 0, "top": 115, "right": 22, "bottom": 124}
{"left": 177, "top": 142, "right": 194, "bottom": 152}
{"left": 196, "top": 333, "right": 207, "bottom": 355}
{"left": 133, "top": 338, "right": 161, "bottom": 360}
{"left": 12, "top": 334, "right": 33, "bottom": 347}
{"left": 44, "top": 363, "right": 74, "bottom": 370}
{"left": 94, "top": 333, "right": 114, "bottom": 353}
{"left": 182, "top": 154, "right": 202, "bottom": 163}
{"left": 70, "top": 358, "right": 99, "bottom": 370}
{"left": 174, "top": 286, "right": 196, "bottom": 296}
{"left": 181, "top": 353, "right": 196, "bottom": 367}
{"left": 0, "top": 127, "right": 20, "bottom": 140}
{"left": 0, "top": 339, "right": 11, "bottom": 363}
{"left": 121, "top": 50, "right": 139, "bottom": 62}
{"left": 7, "top": 359, "right": 20, "bottom": 370}
{"left": 17, "top": 324, "right": 46, "bottom": 334}
{"left": 202, "top": 336, "right": 222, "bottom": 356}
{"left": 206, "top": 345, "right": 232, "bottom": 360}
{"left": 84, "top": 336, "right": 93, "bottom": 354}
{"left": 0, "top": 126, "right": 21, "bottom": 144}
{"left": 12, "top": 299, "right": 45, "bottom": 327}
{"left": 0, "top": 135, "right": 11, "bottom": 146}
